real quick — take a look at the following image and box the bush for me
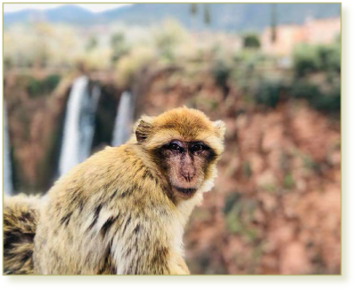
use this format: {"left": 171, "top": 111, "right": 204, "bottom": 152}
{"left": 153, "top": 19, "right": 188, "bottom": 62}
{"left": 290, "top": 80, "right": 340, "bottom": 113}
{"left": 26, "top": 74, "right": 61, "bottom": 98}
{"left": 254, "top": 80, "right": 285, "bottom": 108}
{"left": 293, "top": 42, "right": 340, "bottom": 77}
{"left": 243, "top": 33, "right": 260, "bottom": 49}
{"left": 317, "top": 44, "right": 340, "bottom": 73}
{"left": 293, "top": 44, "right": 320, "bottom": 77}
{"left": 115, "top": 46, "right": 156, "bottom": 87}
{"left": 308, "top": 83, "right": 340, "bottom": 112}
{"left": 85, "top": 36, "right": 98, "bottom": 52}
{"left": 76, "top": 46, "right": 112, "bottom": 71}
{"left": 290, "top": 80, "right": 322, "bottom": 99}
{"left": 110, "top": 32, "right": 129, "bottom": 63}
{"left": 211, "top": 60, "right": 231, "bottom": 95}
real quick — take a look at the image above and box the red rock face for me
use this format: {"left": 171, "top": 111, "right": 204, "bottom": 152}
{"left": 136, "top": 67, "right": 340, "bottom": 275}
{"left": 5, "top": 73, "right": 71, "bottom": 193}
{"left": 4, "top": 66, "right": 340, "bottom": 274}
{"left": 5, "top": 73, "right": 122, "bottom": 194}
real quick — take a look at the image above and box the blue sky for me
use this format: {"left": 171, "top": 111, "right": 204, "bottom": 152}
{"left": 4, "top": 4, "right": 132, "bottom": 13}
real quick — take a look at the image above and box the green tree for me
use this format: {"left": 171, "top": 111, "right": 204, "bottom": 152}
{"left": 110, "top": 32, "right": 129, "bottom": 63}
{"left": 190, "top": 3, "right": 198, "bottom": 30}
{"left": 270, "top": 4, "right": 278, "bottom": 43}
{"left": 204, "top": 4, "right": 211, "bottom": 26}
{"left": 190, "top": 3, "right": 198, "bottom": 16}
{"left": 86, "top": 36, "right": 98, "bottom": 52}
{"left": 111, "top": 33, "right": 125, "bottom": 48}
{"left": 243, "top": 34, "right": 260, "bottom": 49}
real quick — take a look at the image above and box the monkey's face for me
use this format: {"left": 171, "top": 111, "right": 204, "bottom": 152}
{"left": 135, "top": 107, "right": 226, "bottom": 201}
{"left": 158, "top": 139, "right": 216, "bottom": 200}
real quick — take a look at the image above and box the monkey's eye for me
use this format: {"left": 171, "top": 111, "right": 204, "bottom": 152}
{"left": 190, "top": 143, "right": 208, "bottom": 153}
{"left": 191, "top": 144, "right": 203, "bottom": 152}
{"left": 167, "top": 142, "right": 181, "bottom": 151}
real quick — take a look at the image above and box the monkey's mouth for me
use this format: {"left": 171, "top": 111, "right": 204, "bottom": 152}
{"left": 173, "top": 186, "right": 197, "bottom": 198}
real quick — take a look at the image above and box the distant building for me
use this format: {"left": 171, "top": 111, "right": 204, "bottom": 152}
{"left": 304, "top": 17, "right": 341, "bottom": 44}
{"left": 261, "top": 17, "right": 340, "bottom": 56}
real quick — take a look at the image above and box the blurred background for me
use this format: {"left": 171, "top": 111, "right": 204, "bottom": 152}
{"left": 3, "top": 3, "right": 340, "bottom": 274}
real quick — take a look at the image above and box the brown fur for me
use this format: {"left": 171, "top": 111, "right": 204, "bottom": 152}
{"left": 4, "top": 194, "right": 40, "bottom": 274}
{"left": 5, "top": 107, "right": 225, "bottom": 275}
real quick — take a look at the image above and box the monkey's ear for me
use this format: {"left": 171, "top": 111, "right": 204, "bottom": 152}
{"left": 135, "top": 116, "right": 154, "bottom": 143}
{"left": 213, "top": 120, "right": 226, "bottom": 139}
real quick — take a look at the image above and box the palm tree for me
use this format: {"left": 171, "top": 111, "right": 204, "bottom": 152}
{"left": 204, "top": 4, "right": 211, "bottom": 26}
{"left": 190, "top": 3, "right": 198, "bottom": 30}
{"left": 271, "top": 4, "right": 278, "bottom": 43}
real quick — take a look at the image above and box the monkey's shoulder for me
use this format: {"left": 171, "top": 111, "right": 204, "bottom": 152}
{"left": 46, "top": 144, "right": 169, "bottom": 218}
{"left": 54, "top": 145, "right": 148, "bottom": 187}
{"left": 85, "top": 144, "right": 153, "bottom": 180}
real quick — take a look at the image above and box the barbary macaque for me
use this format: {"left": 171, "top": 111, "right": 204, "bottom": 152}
{"left": 4, "top": 107, "right": 225, "bottom": 275}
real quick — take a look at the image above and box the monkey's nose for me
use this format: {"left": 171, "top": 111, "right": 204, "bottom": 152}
{"left": 182, "top": 174, "right": 191, "bottom": 182}
{"left": 181, "top": 170, "right": 195, "bottom": 182}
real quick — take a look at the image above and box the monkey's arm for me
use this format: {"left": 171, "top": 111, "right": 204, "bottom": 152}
{"left": 111, "top": 240, "right": 189, "bottom": 275}
{"left": 169, "top": 253, "right": 190, "bottom": 274}
{"left": 110, "top": 211, "right": 189, "bottom": 275}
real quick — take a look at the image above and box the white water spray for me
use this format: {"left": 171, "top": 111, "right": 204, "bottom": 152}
{"left": 4, "top": 104, "right": 13, "bottom": 195}
{"left": 59, "top": 76, "right": 99, "bottom": 176}
{"left": 112, "top": 91, "right": 135, "bottom": 146}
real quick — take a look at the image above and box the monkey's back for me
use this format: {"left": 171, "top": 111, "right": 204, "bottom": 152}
{"left": 4, "top": 194, "right": 40, "bottom": 274}
{"left": 33, "top": 145, "right": 174, "bottom": 274}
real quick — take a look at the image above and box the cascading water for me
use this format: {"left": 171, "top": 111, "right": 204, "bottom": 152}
{"left": 79, "top": 84, "right": 100, "bottom": 163}
{"left": 3, "top": 104, "right": 13, "bottom": 195}
{"left": 112, "top": 91, "right": 135, "bottom": 146}
{"left": 59, "top": 76, "right": 100, "bottom": 176}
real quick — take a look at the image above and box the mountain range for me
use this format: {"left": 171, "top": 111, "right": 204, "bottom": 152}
{"left": 4, "top": 3, "right": 341, "bottom": 32}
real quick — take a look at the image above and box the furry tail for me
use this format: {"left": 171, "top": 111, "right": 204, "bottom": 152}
{"left": 4, "top": 194, "right": 40, "bottom": 274}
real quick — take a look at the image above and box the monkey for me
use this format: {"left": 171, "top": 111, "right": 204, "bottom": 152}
{"left": 4, "top": 107, "right": 225, "bottom": 275}
{"left": 4, "top": 194, "right": 40, "bottom": 274}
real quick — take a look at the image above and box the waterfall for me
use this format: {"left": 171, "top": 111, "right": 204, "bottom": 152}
{"left": 112, "top": 91, "right": 135, "bottom": 146}
{"left": 4, "top": 104, "right": 13, "bottom": 195}
{"left": 59, "top": 76, "right": 100, "bottom": 176}
{"left": 79, "top": 84, "right": 100, "bottom": 163}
